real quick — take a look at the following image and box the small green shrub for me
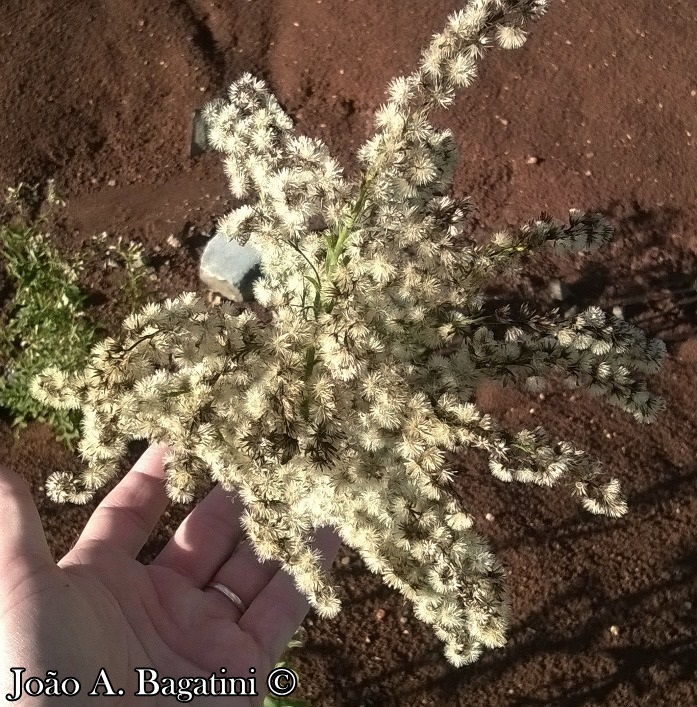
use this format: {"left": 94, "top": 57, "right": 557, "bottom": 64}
{"left": 0, "top": 181, "right": 150, "bottom": 448}
{"left": 0, "top": 185, "right": 100, "bottom": 447}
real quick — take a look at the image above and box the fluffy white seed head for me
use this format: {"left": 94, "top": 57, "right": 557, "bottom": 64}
{"left": 31, "top": 0, "right": 663, "bottom": 668}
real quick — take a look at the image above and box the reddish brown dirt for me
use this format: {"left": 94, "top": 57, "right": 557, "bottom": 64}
{"left": 1, "top": 0, "right": 697, "bottom": 705}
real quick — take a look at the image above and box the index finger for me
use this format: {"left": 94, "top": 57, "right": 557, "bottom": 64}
{"left": 69, "top": 443, "right": 171, "bottom": 559}
{"left": 0, "top": 463, "right": 54, "bottom": 571}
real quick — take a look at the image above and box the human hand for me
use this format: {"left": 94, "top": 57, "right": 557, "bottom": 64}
{"left": 0, "top": 442, "right": 341, "bottom": 706}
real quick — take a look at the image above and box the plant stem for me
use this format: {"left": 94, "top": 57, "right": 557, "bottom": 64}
{"left": 324, "top": 172, "right": 372, "bottom": 279}
{"left": 298, "top": 173, "right": 374, "bottom": 420}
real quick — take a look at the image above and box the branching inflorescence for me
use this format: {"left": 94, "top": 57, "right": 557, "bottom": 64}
{"left": 32, "top": 0, "right": 665, "bottom": 666}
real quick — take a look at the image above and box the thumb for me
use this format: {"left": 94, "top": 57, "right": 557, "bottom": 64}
{"left": 0, "top": 463, "right": 54, "bottom": 572}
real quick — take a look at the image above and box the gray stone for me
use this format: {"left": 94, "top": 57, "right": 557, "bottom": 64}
{"left": 190, "top": 108, "right": 211, "bottom": 157}
{"left": 548, "top": 278, "right": 572, "bottom": 302}
{"left": 199, "top": 231, "right": 262, "bottom": 302}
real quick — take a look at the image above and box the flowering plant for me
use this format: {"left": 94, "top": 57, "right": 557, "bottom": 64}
{"left": 32, "top": 0, "right": 665, "bottom": 666}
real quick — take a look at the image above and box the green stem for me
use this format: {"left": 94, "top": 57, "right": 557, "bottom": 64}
{"left": 324, "top": 173, "right": 373, "bottom": 279}
{"left": 298, "top": 173, "right": 374, "bottom": 420}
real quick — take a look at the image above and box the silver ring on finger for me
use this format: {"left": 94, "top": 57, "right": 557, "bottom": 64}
{"left": 207, "top": 582, "right": 247, "bottom": 613}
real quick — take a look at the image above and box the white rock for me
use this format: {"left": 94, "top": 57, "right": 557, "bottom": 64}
{"left": 199, "top": 231, "right": 262, "bottom": 302}
{"left": 548, "top": 278, "right": 572, "bottom": 301}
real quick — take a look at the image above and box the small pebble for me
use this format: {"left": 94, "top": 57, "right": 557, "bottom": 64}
{"left": 609, "top": 625, "right": 620, "bottom": 636}
{"left": 485, "top": 513, "right": 495, "bottom": 522}
{"left": 375, "top": 609, "right": 385, "bottom": 621}
{"left": 107, "top": 179, "right": 116, "bottom": 187}
{"left": 548, "top": 278, "right": 572, "bottom": 301}
{"left": 525, "top": 155, "right": 539, "bottom": 164}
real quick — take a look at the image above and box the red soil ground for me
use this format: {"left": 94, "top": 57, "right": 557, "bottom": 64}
{"left": 1, "top": 0, "right": 696, "bottom": 704}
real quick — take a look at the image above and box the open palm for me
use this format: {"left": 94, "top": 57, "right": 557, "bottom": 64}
{"left": 0, "top": 443, "right": 341, "bottom": 706}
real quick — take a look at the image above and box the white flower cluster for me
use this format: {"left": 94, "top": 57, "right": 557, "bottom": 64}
{"left": 32, "top": 0, "right": 665, "bottom": 667}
